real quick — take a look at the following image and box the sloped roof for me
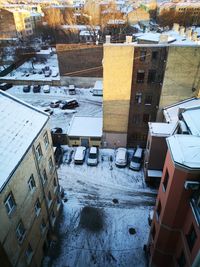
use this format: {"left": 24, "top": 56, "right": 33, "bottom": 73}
{"left": 0, "top": 90, "right": 49, "bottom": 191}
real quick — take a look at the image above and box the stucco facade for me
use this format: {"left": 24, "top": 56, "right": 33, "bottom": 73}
{"left": 0, "top": 92, "right": 61, "bottom": 267}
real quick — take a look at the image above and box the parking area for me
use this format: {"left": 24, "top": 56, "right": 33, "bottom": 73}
{"left": 7, "top": 85, "right": 102, "bottom": 133}
{"left": 43, "top": 147, "right": 156, "bottom": 267}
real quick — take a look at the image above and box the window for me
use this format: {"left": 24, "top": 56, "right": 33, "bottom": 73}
{"left": 28, "top": 175, "right": 36, "bottom": 192}
{"left": 51, "top": 210, "right": 56, "bottom": 225}
{"left": 36, "top": 144, "right": 43, "bottom": 161}
{"left": 145, "top": 95, "right": 153, "bottom": 105}
{"left": 143, "top": 113, "right": 150, "bottom": 123}
{"left": 49, "top": 156, "right": 53, "bottom": 171}
{"left": 42, "top": 169, "right": 48, "bottom": 184}
{"left": 70, "top": 137, "right": 80, "bottom": 141}
{"left": 152, "top": 51, "right": 158, "bottom": 60}
{"left": 147, "top": 70, "right": 156, "bottom": 83}
{"left": 133, "top": 114, "right": 140, "bottom": 125}
{"left": 135, "top": 92, "right": 142, "bottom": 104}
{"left": 137, "top": 70, "right": 145, "bottom": 83}
{"left": 25, "top": 243, "right": 33, "bottom": 263}
{"left": 16, "top": 220, "right": 26, "bottom": 243}
{"left": 177, "top": 251, "right": 186, "bottom": 267}
{"left": 152, "top": 224, "right": 156, "bottom": 240}
{"left": 43, "top": 132, "right": 49, "bottom": 148}
{"left": 90, "top": 137, "right": 101, "bottom": 141}
{"left": 34, "top": 198, "right": 41, "bottom": 216}
{"left": 156, "top": 201, "right": 161, "bottom": 221}
{"left": 4, "top": 192, "right": 16, "bottom": 215}
{"left": 40, "top": 218, "right": 46, "bottom": 234}
{"left": 190, "top": 190, "right": 200, "bottom": 225}
{"left": 140, "top": 50, "right": 146, "bottom": 61}
{"left": 163, "top": 169, "right": 169, "bottom": 191}
{"left": 186, "top": 224, "right": 197, "bottom": 251}
{"left": 48, "top": 191, "right": 52, "bottom": 207}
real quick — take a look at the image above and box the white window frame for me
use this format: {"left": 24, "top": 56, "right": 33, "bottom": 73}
{"left": 42, "top": 169, "right": 48, "bottom": 185}
{"left": 16, "top": 220, "right": 26, "bottom": 244}
{"left": 4, "top": 192, "right": 16, "bottom": 215}
{"left": 43, "top": 132, "right": 49, "bottom": 148}
{"left": 28, "top": 174, "right": 36, "bottom": 192}
{"left": 34, "top": 198, "right": 41, "bottom": 216}
{"left": 25, "top": 243, "right": 33, "bottom": 264}
{"left": 48, "top": 191, "right": 52, "bottom": 207}
{"left": 36, "top": 144, "right": 43, "bottom": 161}
{"left": 40, "top": 218, "right": 46, "bottom": 234}
{"left": 49, "top": 156, "right": 53, "bottom": 172}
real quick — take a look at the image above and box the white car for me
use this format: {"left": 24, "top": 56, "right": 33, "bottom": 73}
{"left": 87, "top": 147, "right": 98, "bottom": 166}
{"left": 115, "top": 148, "right": 127, "bottom": 167}
{"left": 74, "top": 146, "right": 86, "bottom": 164}
{"left": 43, "top": 85, "right": 50, "bottom": 93}
{"left": 129, "top": 147, "right": 143, "bottom": 171}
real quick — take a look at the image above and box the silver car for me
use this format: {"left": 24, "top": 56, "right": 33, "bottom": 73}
{"left": 87, "top": 147, "right": 98, "bottom": 166}
{"left": 115, "top": 148, "right": 127, "bottom": 167}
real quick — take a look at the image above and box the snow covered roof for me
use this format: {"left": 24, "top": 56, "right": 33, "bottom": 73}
{"left": 147, "top": 170, "right": 163, "bottom": 178}
{"left": 67, "top": 116, "right": 102, "bottom": 137}
{"left": 163, "top": 98, "right": 200, "bottom": 123}
{"left": 148, "top": 122, "right": 177, "bottom": 137}
{"left": 167, "top": 135, "right": 200, "bottom": 170}
{"left": 0, "top": 90, "right": 49, "bottom": 191}
{"left": 182, "top": 107, "right": 200, "bottom": 136}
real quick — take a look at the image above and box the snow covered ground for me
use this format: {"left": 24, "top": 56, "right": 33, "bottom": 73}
{"left": 43, "top": 148, "right": 156, "bottom": 267}
{"left": 7, "top": 85, "right": 156, "bottom": 266}
{"left": 7, "top": 86, "right": 102, "bottom": 133}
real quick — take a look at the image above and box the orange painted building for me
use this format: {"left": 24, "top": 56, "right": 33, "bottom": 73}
{"left": 148, "top": 135, "right": 200, "bottom": 267}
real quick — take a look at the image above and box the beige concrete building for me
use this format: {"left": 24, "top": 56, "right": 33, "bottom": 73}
{"left": 103, "top": 39, "right": 200, "bottom": 148}
{"left": 0, "top": 90, "right": 61, "bottom": 267}
{"left": 127, "top": 7, "right": 150, "bottom": 25}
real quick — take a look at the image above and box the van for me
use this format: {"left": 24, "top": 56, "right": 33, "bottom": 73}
{"left": 68, "top": 85, "right": 76, "bottom": 95}
{"left": 93, "top": 80, "right": 103, "bottom": 96}
{"left": 129, "top": 148, "right": 143, "bottom": 171}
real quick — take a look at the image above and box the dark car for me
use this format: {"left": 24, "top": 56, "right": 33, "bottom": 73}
{"left": 33, "top": 85, "right": 41, "bottom": 93}
{"left": 0, "top": 83, "right": 13, "bottom": 91}
{"left": 23, "top": 85, "right": 31, "bottom": 93}
{"left": 59, "top": 99, "right": 79, "bottom": 109}
{"left": 51, "top": 127, "right": 63, "bottom": 134}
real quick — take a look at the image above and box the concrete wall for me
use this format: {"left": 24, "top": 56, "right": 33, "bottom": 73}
{"left": 103, "top": 44, "right": 134, "bottom": 142}
{"left": 0, "top": 124, "right": 60, "bottom": 267}
{"left": 159, "top": 46, "right": 200, "bottom": 109}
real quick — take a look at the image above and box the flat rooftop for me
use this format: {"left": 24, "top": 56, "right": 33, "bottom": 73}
{"left": 148, "top": 122, "right": 177, "bottom": 137}
{"left": 0, "top": 90, "right": 48, "bottom": 191}
{"left": 167, "top": 135, "right": 200, "bottom": 170}
{"left": 67, "top": 116, "right": 102, "bottom": 137}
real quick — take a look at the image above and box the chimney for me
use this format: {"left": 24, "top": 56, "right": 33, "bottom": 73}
{"left": 173, "top": 23, "right": 179, "bottom": 32}
{"left": 105, "top": 35, "right": 111, "bottom": 44}
{"left": 125, "top": 36, "right": 132, "bottom": 43}
{"left": 192, "top": 32, "right": 198, "bottom": 42}
{"left": 159, "top": 34, "right": 168, "bottom": 43}
{"left": 186, "top": 28, "right": 192, "bottom": 40}
{"left": 179, "top": 26, "right": 185, "bottom": 37}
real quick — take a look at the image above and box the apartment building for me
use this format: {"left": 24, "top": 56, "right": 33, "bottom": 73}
{"left": 0, "top": 9, "right": 17, "bottom": 39}
{"left": 148, "top": 134, "right": 200, "bottom": 267}
{"left": 103, "top": 37, "right": 200, "bottom": 148}
{"left": 0, "top": 90, "right": 61, "bottom": 267}
{"left": 144, "top": 97, "right": 200, "bottom": 183}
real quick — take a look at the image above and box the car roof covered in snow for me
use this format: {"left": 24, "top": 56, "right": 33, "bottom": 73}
{"left": 0, "top": 90, "right": 49, "bottom": 191}
{"left": 116, "top": 148, "right": 127, "bottom": 159}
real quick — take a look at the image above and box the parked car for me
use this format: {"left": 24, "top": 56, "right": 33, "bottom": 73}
{"left": 50, "top": 100, "right": 61, "bottom": 108}
{"left": 43, "top": 108, "right": 53, "bottom": 115}
{"left": 87, "top": 147, "right": 98, "bottom": 166}
{"left": 51, "top": 71, "right": 58, "bottom": 77}
{"left": 59, "top": 99, "right": 79, "bottom": 109}
{"left": 148, "top": 210, "right": 154, "bottom": 226}
{"left": 43, "top": 85, "right": 50, "bottom": 93}
{"left": 74, "top": 146, "right": 86, "bottom": 164}
{"left": 129, "top": 147, "right": 143, "bottom": 171}
{"left": 68, "top": 84, "right": 76, "bottom": 95}
{"left": 0, "top": 83, "right": 13, "bottom": 91}
{"left": 23, "top": 85, "right": 31, "bottom": 93}
{"left": 33, "top": 85, "right": 41, "bottom": 93}
{"left": 115, "top": 148, "right": 128, "bottom": 167}
{"left": 51, "top": 127, "right": 62, "bottom": 134}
